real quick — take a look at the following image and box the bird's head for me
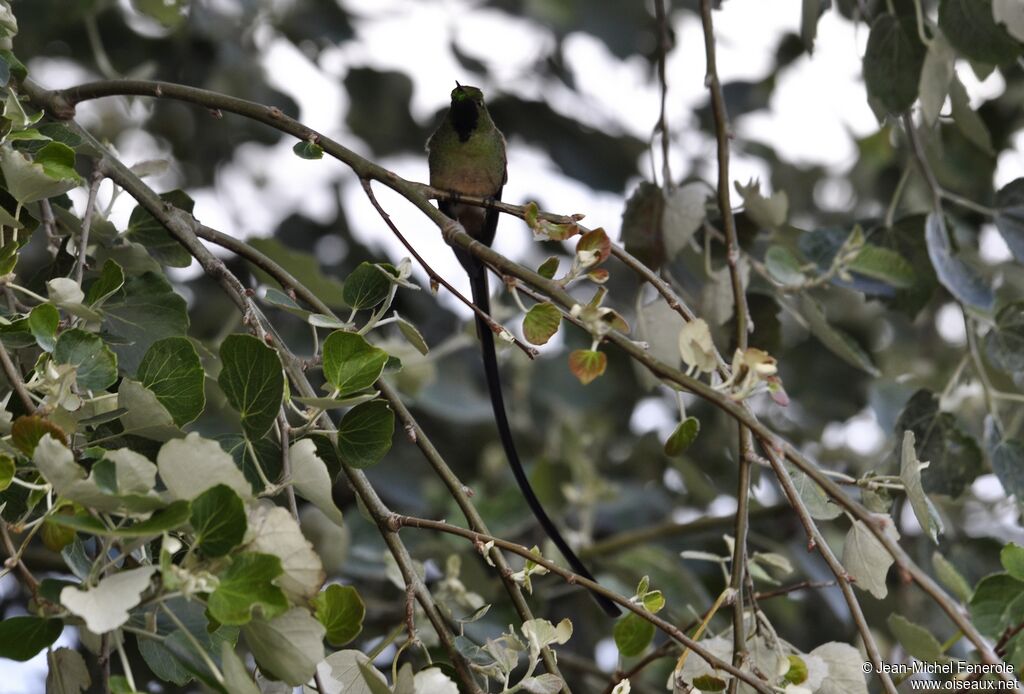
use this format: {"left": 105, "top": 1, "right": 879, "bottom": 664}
{"left": 451, "top": 82, "right": 486, "bottom": 105}
{"left": 448, "top": 83, "right": 489, "bottom": 141}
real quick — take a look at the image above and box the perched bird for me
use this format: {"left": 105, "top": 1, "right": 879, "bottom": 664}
{"left": 427, "top": 83, "right": 619, "bottom": 616}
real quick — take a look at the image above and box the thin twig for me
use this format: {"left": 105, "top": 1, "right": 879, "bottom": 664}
{"left": 581, "top": 506, "right": 789, "bottom": 558}
{"left": 360, "top": 178, "right": 537, "bottom": 359}
{"left": 31, "top": 77, "right": 1007, "bottom": 680}
{"left": 760, "top": 447, "right": 897, "bottom": 694}
{"left": 378, "top": 380, "right": 569, "bottom": 690}
{"left": 76, "top": 169, "right": 103, "bottom": 285}
{"left": 654, "top": 0, "right": 672, "bottom": 190}
{"left": 81, "top": 126, "right": 483, "bottom": 693}
{"left": 278, "top": 412, "right": 299, "bottom": 520}
{"left": 391, "top": 513, "right": 774, "bottom": 694}
{"left": 0, "top": 522, "right": 40, "bottom": 595}
{"left": 699, "top": 2, "right": 753, "bottom": 683}
{"left": 0, "top": 341, "right": 33, "bottom": 413}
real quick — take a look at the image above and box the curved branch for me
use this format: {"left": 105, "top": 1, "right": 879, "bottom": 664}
{"left": 26, "top": 76, "right": 1005, "bottom": 674}
{"left": 391, "top": 513, "right": 774, "bottom": 694}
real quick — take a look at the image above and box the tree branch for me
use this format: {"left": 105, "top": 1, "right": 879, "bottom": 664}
{"left": 390, "top": 513, "right": 774, "bottom": 694}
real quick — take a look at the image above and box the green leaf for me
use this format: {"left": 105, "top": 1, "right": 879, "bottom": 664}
{"left": 926, "top": 212, "right": 994, "bottom": 313}
{"left": 396, "top": 315, "right": 428, "bottom": 355}
{"left": 895, "top": 389, "right": 984, "bottom": 498}
{"left": 47, "top": 501, "right": 191, "bottom": 537}
{"left": 103, "top": 272, "right": 190, "bottom": 374}
{"left": 131, "top": 0, "right": 188, "bottom": 28}
{"left": 863, "top": 13, "right": 927, "bottom": 114}
{"left": 798, "top": 295, "right": 879, "bottom": 376}
{"left": 209, "top": 553, "right": 288, "bottom": 626}
{"left": 190, "top": 484, "right": 246, "bottom": 557}
{"left": 342, "top": 262, "right": 393, "bottom": 310}
{"left": 159, "top": 432, "right": 253, "bottom": 502}
{"left": 220, "top": 642, "right": 260, "bottom": 694}
{"left": 522, "top": 302, "right": 561, "bottom": 346}
{"left": 1001, "top": 543, "right": 1024, "bottom": 581}
{"left": 613, "top": 612, "right": 654, "bottom": 657}
{"left": 247, "top": 237, "right": 346, "bottom": 309}
{"left": 887, "top": 613, "right": 943, "bottom": 661}
{"left": 842, "top": 519, "right": 895, "bottom": 599}
{"left": 991, "top": 439, "right": 1024, "bottom": 502}
{"left": 137, "top": 597, "right": 234, "bottom": 688}
{"left": 0, "top": 142, "right": 83, "bottom": 203}
{"left": 0, "top": 50, "right": 26, "bottom": 82}
{"left": 125, "top": 190, "right": 194, "bottom": 268}
{"left": 537, "top": 256, "right": 559, "bottom": 279}
{"left": 0, "top": 455, "right": 13, "bottom": 492}
{"left": 932, "top": 552, "right": 972, "bottom": 603}
{"left": 735, "top": 179, "right": 788, "bottom": 229}
{"left": 691, "top": 675, "right": 727, "bottom": 692}
{"left": 46, "top": 647, "right": 92, "bottom": 694}
{"left": 664, "top": 182, "right": 708, "bottom": 259}
{"left": 899, "top": 430, "right": 944, "bottom": 543}
{"left": 984, "top": 302, "right": 1024, "bottom": 376}
{"left": 60, "top": 566, "right": 157, "bottom": 634}
{"left": 939, "top": 0, "right": 1022, "bottom": 66}
{"left": 664, "top": 417, "right": 700, "bottom": 456}
{"left": 261, "top": 287, "right": 310, "bottom": 319}
{"left": 918, "top": 36, "right": 955, "bottom": 126}
{"left": 118, "top": 379, "right": 179, "bottom": 441}
{"left": 242, "top": 608, "right": 325, "bottom": 686}
{"left": 245, "top": 504, "right": 324, "bottom": 603}
{"left": 969, "top": 573, "right": 1024, "bottom": 636}
{"left": 785, "top": 654, "right": 809, "bottom": 685}
{"left": 568, "top": 349, "right": 607, "bottom": 385}
{"left": 337, "top": 400, "right": 394, "bottom": 469}
{"left": 995, "top": 178, "right": 1024, "bottom": 264}
{"left": 764, "top": 245, "right": 805, "bottom": 285}
{"left": 218, "top": 334, "right": 284, "bottom": 440}
{"left": 53, "top": 328, "right": 118, "bottom": 391}
{"left": 322, "top": 331, "right": 389, "bottom": 396}
{"left": 28, "top": 302, "right": 59, "bottom": 352}
{"left": 621, "top": 181, "right": 665, "bottom": 270}
{"left": 801, "top": 0, "right": 826, "bottom": 51}
{"left": 314, "top": 584, "right": 366, "bottom": 647}
{"left": 85, "top": 259, "right": 126, "bottom": 306}
{"left": 0, "top": 616, "right": 63, "bottom": 661}
{"left": 949, "top": 75, "right": 993, "bottom": 154}
{"left": 849, "top": 244, "right": 915, "bottom": 288}
{"left": 292, "top": 140, "right": 324, "bottom": 159}
{"left": 289, "top": 439, "right": 344, "bottom": 525}
{"left": 137, "top": 336, "right": 206, "bottom": 427}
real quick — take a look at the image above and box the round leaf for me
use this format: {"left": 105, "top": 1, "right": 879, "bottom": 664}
{"left": 53, "top": 328, "right": 118, "bottom": 391}
{"left": 314, "top": 584, "right": 366, "bottom": 647}
{"left": 218, "top": 334, "right": 284, "bottom": 440}
{"left": 322, "top": 331, "right": 388, "bottom": 396}
{"left": 522, "top": 302, "right": 561, "bottom": 346}
{"left": 568, "top": 349, "right": 607, "bottom": 385}
{"left": 337, "top": 400, "right": 394, "bottom": 469}
{"left": 190, "top": 484, "right": 247, "bottom": 557}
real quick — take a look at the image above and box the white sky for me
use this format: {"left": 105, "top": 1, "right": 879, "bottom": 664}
{"left": 11, "top": 0, "right": 1024, "bottom": 689}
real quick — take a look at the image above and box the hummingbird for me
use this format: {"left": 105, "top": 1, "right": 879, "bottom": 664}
{"left": 427, "top": 84, "right": 619, "bottom": 617}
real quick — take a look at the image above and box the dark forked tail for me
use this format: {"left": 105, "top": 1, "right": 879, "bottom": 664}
{"left": 468, "top": 267, "right": 620, "bottom": 617}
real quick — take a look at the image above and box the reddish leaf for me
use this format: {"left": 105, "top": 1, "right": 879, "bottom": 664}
{"left": 576, "top": 228, "right": 611, "bottom": 265}
{"left": 12, "top": 416, "right": 67, "bottom": 455}
{"left": 568, "top": 349, "right": 607, "bottom": 385}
